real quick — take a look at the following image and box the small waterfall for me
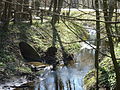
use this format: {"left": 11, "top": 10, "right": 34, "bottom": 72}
{"left": 75, "top": 41, "right": 95, "bottom": 70}
{"left": 33, "top": 26, "right": 96, "bottom": 90}
{"left": 35, "top": 67, "right": 87, "bottom": 90}
{"left": 75, "top": 26, "right": 96, "bottom": 70}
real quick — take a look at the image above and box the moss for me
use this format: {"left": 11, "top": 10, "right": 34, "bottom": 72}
{"left": 15, "top": 67, "right": 32, "bottom": 74}
{"left": 35, "top": 70, "right": 45, "bottom": 76}
{"left": 0, "top": 50, "right": 16, "bottom": 63}
{"left": 0, "top": 62, "right": 6, "bottom": 67}
{"left": 84, "top": 69, "right": 96, "bottom": 89}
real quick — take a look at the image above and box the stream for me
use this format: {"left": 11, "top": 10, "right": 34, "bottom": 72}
{"left": 0, "top": 26, "right": 96, "bottom": 90}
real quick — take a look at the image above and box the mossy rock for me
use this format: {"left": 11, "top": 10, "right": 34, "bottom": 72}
{"left": 15, "top": 67, "right": 32, "bottom": 74}
{"left": 84, "top": 69, "right": 96, "bottom": 90}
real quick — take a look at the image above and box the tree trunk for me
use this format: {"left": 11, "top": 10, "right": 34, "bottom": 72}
{"left": 51, "top": 0, "right": 64, "bottom": 47}
{"left": 82, "top": 0, "right": 85, "bottom": 8}
{"left": 103, "top": 0, "right": 120, "bottom": 89}
{"left": 0, "top": 0, "right": 12, "bottom": 49}
{"left": 51, "top": 0, "right": 67, "bottom": 64}
{"left": 1, "top": 0, "right": 12, "bottom": 30}
{"left": 29, "top": 8, "right": 32, "bottom": 25}
{"left": 51, "top": 0, "right": 58, "bottom": 47}
{"left": 95, "top": 0, "right": 100, "bottom": 89}
{"left": 0, "top": 0, "right": 3, "bottom": 20}
{"left": 108, "top": 0, "right": 115, "bottom": 21}
{"left": 114, "top": 1, "right": 120, "bottom": 43}
{"left": 49, "top": 0, "right": 54, "bottom": 12}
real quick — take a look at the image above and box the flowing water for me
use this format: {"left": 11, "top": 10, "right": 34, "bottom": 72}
{"left": 1, "top": 27, "right": 96, "bottom": 90}
{"left": 35, "top": 27, "right": 96, "bottom": 90}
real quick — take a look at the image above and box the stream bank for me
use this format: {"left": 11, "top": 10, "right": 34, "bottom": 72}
{"left": 0, "top": 21, "right": 85, "bottom": 89}
{"left": 0, "top": 22, "right": 98, "bottom": 90}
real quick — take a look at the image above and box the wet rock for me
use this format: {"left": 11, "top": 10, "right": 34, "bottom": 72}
{"left": 19, "top": 42, "right": 58, "bottom": 70}
{"left": 42, "top": 47, "right": 58, "bottom": 70}
{"left": 63, "top": 53, "right": 74, "bottom": 66}
{"left": 19, "top": 42, "right": 43, "bottom": 62}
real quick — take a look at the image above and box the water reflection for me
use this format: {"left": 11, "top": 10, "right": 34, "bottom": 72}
{"left": 14, "top": 65, "right": 92, "bottom": 90}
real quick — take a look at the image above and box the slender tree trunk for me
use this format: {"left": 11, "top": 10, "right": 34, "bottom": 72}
{"left": 51, "top": 0, "right": 64, "bottom": 47}
{"left": 0, "top": 0, "right": 12, "bottom": 50}
{"left": 115, "top": 1, "right": 120, "bottom": 43}
{"left": 95, "top": 0, "right": 100, "bottom": 90}
{"left": 49, "top": 0, "right": 54, "bottom": 12}
{"left": 51, "top": 0, "right": 58, "bottom": 47}
{"left": 92, "top": 0, "right": 95, "bottom": 9}
{"left": 0, "top": 0, "right": 3, "bottom": 20}
{"left": 29, "top": 8, "right": 32, "bottom": 25}
{"left": 68, "top": 0, "right": 72, "bottom": 16}
{"left": 45, "top": 0, "right": 47, "bottom": 9}
{"left": 108, "top": 0, "right": 115, "bottom": 21}
{"left": 1, "top": 0, "right": 9, "bottom": 30}
{"left": 103, "top": 0, "right": 120, "bottom": 89}
{"left": 82, "top": 0, "right": 85, "bottom": 8}
{"left": 87, "top": 0, "right": 90, "bottom": 7}
{"left": 1, "top": 0, "right": 12, "bottom": 30}
{"left": 51, "top": 0, "right": 67, "bottom": 64}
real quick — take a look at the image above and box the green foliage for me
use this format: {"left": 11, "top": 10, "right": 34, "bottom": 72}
{"left": 15, "top": 67, "right": 32, "bottom": 74}
{"left": 65, "top": 42, "right": 81, "bottom": 54}
{"left": 0, "top": 50, "right": 16, "bottom": 63}
{"left": 115, "top": 43, "right": 120, "bottom": 58}
{"left": 0, "top": 62, "right": 6, "bottom": 67}
{"left": 84, "top": 69, "right": 96, "bottom": 89}
{"left": 84, "top": 43, "right": 120, "bottom": 89}
{"left": 56, "top": 21, "right": 88, "bottom": 53}
{"left": 35, "top": 70, "right": 45, "bottom": 75}
{"left": 84, "top": 66, "right": 111, "bottom": 89}
{"left": 67, "top": 20, "right": 89, "bottom": 40}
